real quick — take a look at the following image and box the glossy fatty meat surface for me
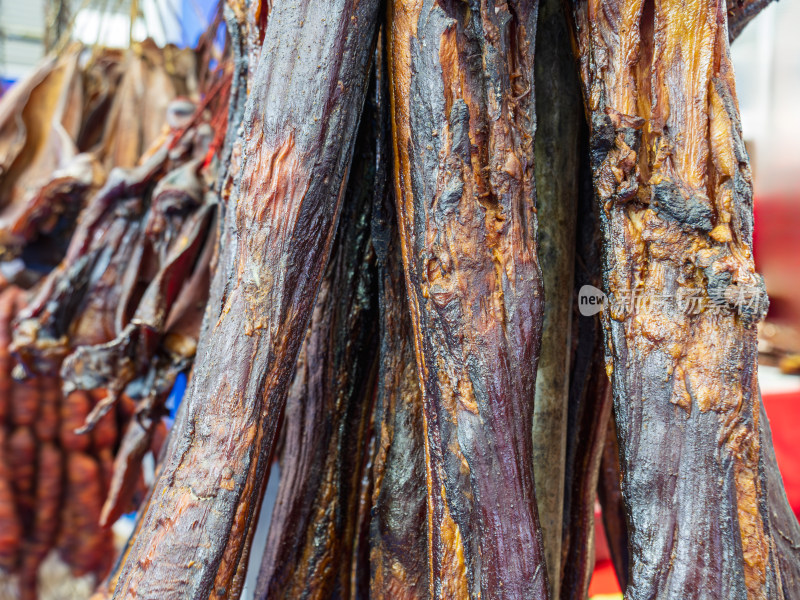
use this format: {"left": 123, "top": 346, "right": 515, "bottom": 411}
{"left": 388, "top": 2, "right": 548, "bottom": 598}
{"left": 110, "top": 2, "right": 382, "bottom": 598}
{"left": 255, "top": 70, "right": 381, "bottom": 599}
{"left": 567, "top": 0, "right": 796, "bottom": 596}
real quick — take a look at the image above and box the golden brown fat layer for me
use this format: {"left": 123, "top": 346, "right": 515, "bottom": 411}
{"left": 567, "top": 0, "right": 792, "bottom": 596}
{"left": 388, "top": 1, "right": 547, "bottom": 598}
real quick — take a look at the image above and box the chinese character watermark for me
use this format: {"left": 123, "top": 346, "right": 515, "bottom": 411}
{"left": 577, "top": 284, "right": 767, "bottom": 319}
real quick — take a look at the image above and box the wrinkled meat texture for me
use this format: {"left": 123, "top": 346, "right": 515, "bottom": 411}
{"left": 255, "top": 85, "right": 379, "bottom": 596}
{"left": 387, "top": 2, "right": 547, "bottom": 598}
{"left": 368, "top": 53, "right": 429, "bottom": 598}
{"left": 568, "top": 0, "right": 793, "bottom": 595}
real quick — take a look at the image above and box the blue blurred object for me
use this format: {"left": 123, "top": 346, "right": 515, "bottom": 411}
{"left": 0, "top": 77, "right": 16, "bottom": 96}
{"left": 180, "top": 0, "right": 223, "bottom": 48}
{"left": 165, "top": 371, "right": 188, "bottom": 422}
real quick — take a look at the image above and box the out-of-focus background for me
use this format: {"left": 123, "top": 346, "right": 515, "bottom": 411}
{"left": 0, "top": 2, "right": 220, "bottom": 599}
{"left": 0, "top": 0, "right": 203, "bottom": 85}
{"left": 1, "top": 1, "right": 798, "bottom": 599}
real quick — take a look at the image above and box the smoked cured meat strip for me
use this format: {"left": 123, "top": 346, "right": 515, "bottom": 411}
{"left": 560, "top": 142, "right": 613, "bottom": 600}
{"left": 726, "top": 0, "right": 774, "bottom": 41}
{"left": 368, "top": 46, "right": 430, "bottom": 600}
{"left": 111, "top": 1, "right": 381, "bottom": 598}
{"left": 566, "top": 0, "right": 796, "bottom": 596}
{"left": 387, "top": 2, "right": 548, "bottom": 598}
{"left": 254, "top": 69, "right": 380, "bottom": 598}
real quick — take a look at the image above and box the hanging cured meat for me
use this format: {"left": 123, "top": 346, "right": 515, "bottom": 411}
{"left": 386, "top": 2, "right": 548, "bottom": 598}
{"left": 565, "top": 0, "right": 797, "bottom": 595}
{"left": 109, "top": 2, "right": 382, "bottom": 598}
{"left": 0, "top": 0, "right": 793, "bottom": 598}
{"left": 255, "top": 64, "right": 381, "bottom": 599}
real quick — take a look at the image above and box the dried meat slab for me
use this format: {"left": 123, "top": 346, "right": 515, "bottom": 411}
{"left": 59, "top": 170, "right": 215, "bottom": 411}
{"left": 0, "top": 44, "right": 98, "bottom": 265}
{"left": 12, "top": 107, "right": 211, "bottom": 377}
{"left": 532, "top": 0, "right": 584, "bottom": 590}
{"left": 368, "top": 51, "right": 429, "bottom": 597}
{"left": 727, "top": 0, "right": 775, "bottom": 40}
{"left": 566, "top": 0, "right": 797, "bottom": 596}
{"left": 12, "top": 148, "right": 167, "bottom": 374}
{"left": 110, "top": 2, "right": 381, "bottom": 598}
{"left": 387, "top": 2, "right": 548, "bottom": 598}
{"left": 255, "top": 71, "right": 381, "bottom": 597}
{"left": 95, "top": 42, "right": 188, "bottom": 172}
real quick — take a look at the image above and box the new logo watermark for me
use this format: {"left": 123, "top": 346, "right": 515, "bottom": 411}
{"left": 578, "top": 285, "right": 606, "bottom": 316}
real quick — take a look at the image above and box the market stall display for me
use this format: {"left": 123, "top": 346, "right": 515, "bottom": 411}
{"left": 0, "top": 0, "right": 796, "bottom": 598}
